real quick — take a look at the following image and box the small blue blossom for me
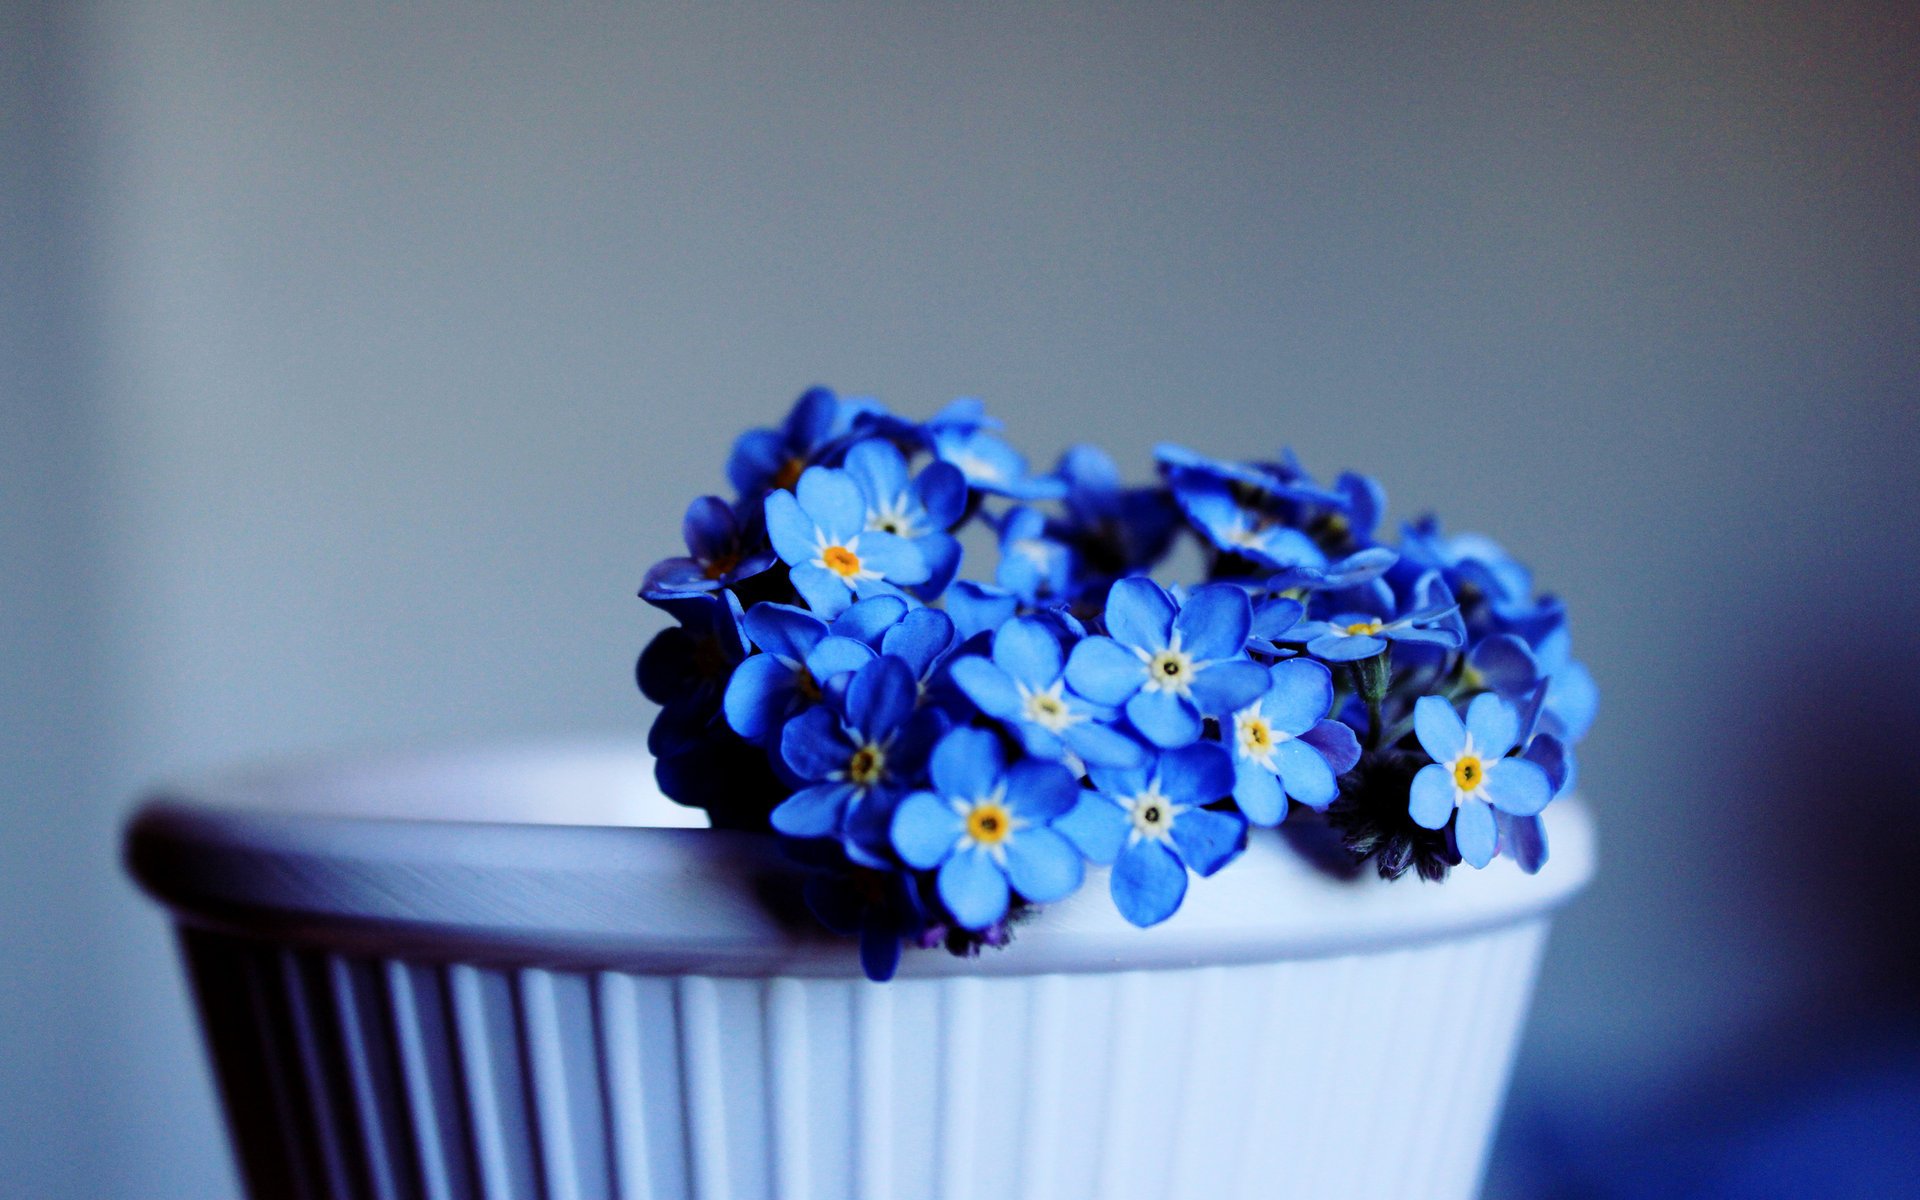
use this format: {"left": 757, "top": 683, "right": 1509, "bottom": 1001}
{"left": 1225, "top": 659, "right": 1360, "bottom": 825}
{"left": 950, "top": 616, "right": 1147, "bottom": 768}
{"left": 1265, "top": 546, "right": 1398, "bottom": 596}
{"left": 728, "top": 386, "right": 882, "bottom": 501}
{"left": 841, "top": 438, "right": 968, "bottom": 598}
{"left": 1408, "top": 694, "right": 1553, "bottom": 868}
{"left": 1286, "top": 571, "right": 1463, "bottom": 662}
{"left": 1052, "top": 743, "right": 1245, "bottom": 927}
{"left": 995, "top": 506, "right": 1076, "bottom": 605}
{"left": 1064, "top": 578, "right": 1270, "bottom": 747}
{"left": 890, "top": 728, "right": 1086, "bottom": 929}
{"left": 1170, "top": 466, "right": 1327, "bottom": 571}
{"left": 774, "top": 655, "right": 944, "bottom": 865}
{"left": 932, "top": 423, "right": 1065, "bottom": 500}
{"left": 765, "top": 464, "right": 932, "bottom": 616}
{"left": 946, "top": 580, "right": 1021, "bottom": 643}
{"left": 722, "top": 596, "right": 908, "bottom": 745}
{"left": 639, "top": 495, "right": 775, "bottom": 598}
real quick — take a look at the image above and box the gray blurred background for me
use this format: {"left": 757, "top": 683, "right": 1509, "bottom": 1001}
{"left": 4, "top": 2, "right": 1917, "bottom": 1196}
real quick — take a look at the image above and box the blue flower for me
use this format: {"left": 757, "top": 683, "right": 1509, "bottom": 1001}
{"left": 1264, "top": 546, "right": 1398, "bottom": 596}
{"left": 722, "top": 596, "right": 908, "bottom": 745}
{"left": 1225, "top": 659, "right": 1360, "bottom": 825}
{"left": 774, "top": 655, "right": 943, "bottom": 865}
{"left": 946, "top": 580, "right": 1020, "bottom": 642}
{"left": 727, "top": 386, "right": 881, "bottom": 500}
{"left": 931, "top": 423, "right": 1065, "bottom": 500}
{"left": 636, "top": 590, "right": 749, "bottom": 728}
{"left": 1409, "top": 694, "right": 1553, "bottom": 868}
{"left": 1063, "top": 578, "right": 1269, "bottom": 747}
{"left": 1286, "top": 571, "right": 1463, "bottom": 662}
{"left": 765, "top": 464, "right": 932, "bottom": 616}
{"left": 1055, "top": 444, "right": 1180, "bottom": 580}
{"left": 640, "top": 495, "right": 776, "bottom": 598}
{"left": 1168, "top": 466, "right": 1327, "bottom": 571}
{"left": 995, "top": 506, "right": 1076, "bottom": 604}
{"left": 950, "top": 616, "right": 1147, "bottom": 768}
{"left": 890, "top": 728, "right": 1087, "bottom": 930}
{"left": 841, "top": 438, "right": 968, "bottom": 598}
{"left": 1052, "top": 743, "right": 1245, "bottom": 927}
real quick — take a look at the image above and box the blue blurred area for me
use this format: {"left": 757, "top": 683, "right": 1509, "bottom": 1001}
{"left": 4, "top": 2, "right": 1917, "bottom": 1196}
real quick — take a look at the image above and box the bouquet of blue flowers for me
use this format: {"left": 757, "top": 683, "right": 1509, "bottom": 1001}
{"left": 638, "top": 388, "right": 1596, "bottom": 979}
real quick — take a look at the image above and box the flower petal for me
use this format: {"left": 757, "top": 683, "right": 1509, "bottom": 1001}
{"left": 843, "top": 438, "right": 910, "bottom": 504}
{"left": 1173, "top": 583, "right": 1252, "bottom": 662}
{"left": 1053, "top": 794, "right": 1127, "bottom": 864}
{"left": 890, "top": 789, "right": 963, "bottom": 869}
{"left": 1465, "top": 693, "right": 1520, "bottom": 759}
{"left": 722, "top": 653, "right": 799, "bottom": 742}
{"left": 681, "top": 495, "right": 739, "bottom": 562}
{"left": 763, "top": 488, "right": 817, "bottom": 565}
{"left": 831, "top": 595, "right": 909, "bottom": 646}
{"left": 846, "top": 656, "right": 916, "bottom": 742}
{"left": 939, "top": 850, "right": 1012, "bottom": 930}
{"left": 780, "top": 707, "right": 851, "bottom": 781}
{"left": 855, "top": 531, "right": 931, "bottom": 586}
{"left": 805, "top": 635, "right": 876, "bottom": 683}
{"left": 1308, "top": 632, "right": 1387, "bottom": 662}
{"left": 1261, "top": 659, "right": 1334, "bottom": 735}
{"left": 1455, "top": 798, "right": 1497, "bottom": 868}
{"left": 1497, "top": 811, "right": 1550, "bottom": 874}
{"left": 929, "top": 726, "right": 1005, "bottom": 800}
{"left": 1481, "top": 756, "right": 1552, "bottom": 816}
{"left": 1232, "top": 758, "right": 1285, "bottom": 826}
{"left": 771, "top": 782, "right": 853, "bottom": 838}
{"left": 1157, "top": 742, "right": 1235, "bottom": 806}
{"left": 1062, "top": 723, "right": 1149, "bottom": 769}
{"left": 1104, "top": 577, "right": 1177, "bottom": 651}
{"left": 946, "top": 581, "right": 1019, "bottom": 641}
{"left": 1412, "top": 695, "right": 1468, "bottom": 763}
{"left": 1126, "top": 688, "right": 1203, "bottom": 748}
{"left": 993, "top": 617, "right": 1065, "bottom": 688}
{"left": 881, "top": 608, "right": 953, "bottom": 677}
{"left": 1004, "top": 758, "right": 1081, "bottom": 822}
{"left": 1272, "top": 737, "right": 1338, "bottom": 808}
{"left": 789, "top": 562, "right": 853, "bottom": 617}
{"left": 1300, "top": 718, "right": 1362, "bottom": 776}
{"left": 745, "top": 602, "right": 828, "bottom": 661}
{"left": 1004, "top": 827, "right": 1085, "bottom": 903}
{"left": 795, "top": 466, "right": 865, "bottom": 541}
{"left": 1170, "top": 805, "right": 1247, "bottom": 876}
{"left": 1409, "top": 763, "right": 1456, "bottom": 829}
{"left": 1186, "top": 659, "right": 1269, "bottom": 718}
{"left": 1065, "top": 636, "right": 1146, "bottom": 707}
{"left": 1111, "top": 839, "right": 1188, "bottom": 927}
{"left": 950, "top": 656, "right": 1022, "bottom": 720}
{"left": 916, "top": 460, "right": 969, "bottom": 527}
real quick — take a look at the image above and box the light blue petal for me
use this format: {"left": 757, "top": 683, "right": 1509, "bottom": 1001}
{"left": 890, "top": 789, "right": 963, "bottom": 869}
{"left": 1157, "top": 742, "right": 1235, "bottom": 806}
{"left": 1308, "top": 632, "right": 1387, "bottom": 661}
{"left": 915, "top": 460, "right": 969, "bottom": 527}
{"left": 1085, "top": 761, "right": 1149, "bottom": 800}
{"left": 916, "top": 533, "right": 963, "bottom": 597}
{"left": 1065, "top": 636, "right": 1146, "bottom": 707}
{"left": 1062, "top": 723, "right": 1149, "bottom": 769}
{"left": 1169, "top": 805, "right": 1247, "bottom": 876}
{"left": 1232, "top": 759, "right": 1285, "bottom": 826}
{"left": 745, "top": 601, "right": 828, "bottom": 661}
{"left": 1186, "top": 659, "right": 1269, "bottom": 717}
{"left": 771, "top": 782, "right": 853, "bottom": 838}
{"left": 780, "top": 707, "right": 850, "bottom": 780}
{"left": 843, "top": 438, "right": 910, "bottom": 505}
{"left": 1003, "top": 828, "right": 1085, "bottom": 903}
{"left": 1456, "top": 799, "right": 1497, "bottom": 868}
{"left": 1003, "top": 758, "right": 1080, "bottom": 821}
{"left": 831, "top": 595, "right": 909, "bottom": 646}
{"left": 1105, "top": 577, "right": 1176, "bottom": 651}
{"left": 946, "top": 581, "right": 1019, "bottom": 641}
{"left": 1481, "top": 756, "right": 1552, "bottom": 817}
{"left": 1465, "top": 693, "right": 1520, "bottom": 759}
{"left": 1408, "top": 763, "right": 1456, "bottom": 830}
{"left": 881, "top": 608, "right": 953, "bottom": 676}
{"left": 1053, "top": 794, "right": 1127, "bottom": 864}
{"left": 805, "top": 635, "right": 876, "bottom": 682}
{"left": 1497, "top": 811, "right": 1549, "bottom": 874}
{"left": 722, "top": 653, "right": 799, "bottom": 741}
{"left": 846, "top": 656, "right": 916, "bottom": 742}
{"left": 795, "top": 466, "right": 866, "bottom": 541}
{"left": 939, "top": 850, "right": 1013, "bottom": 930}
{"left": 929, "top": 726, "right": 1005, "bottom": 800}
{"left": 789, "top": 562, "right": 853, "bottom": 617}
{"left": 1111, "top": 840, "right": 1188, "bottom": 927}
{"left": 1174, "top": 584, "right": 1252, "bottom": 661}
{"left": 1300, "top": 718, "right": 1362, "bottom": 775}
{"left": 1126, "top": 688, "right": 1202, "bottom": 748}
{"left": 1272, "top": 738, "right": 1338, "bottom": 808}
{"left": 1262, "top": 659, "right": 1334, "bottom": 735}
{"left": 1413, "top": 695, "right": 1468, "bottom": 762}
{"left": 993, "top": 617, "right": 1065, "bottom": 688}
{"left": 856, "top": 531, "right": 931, "bottom": 586}
{"left": 950, "top": 656, "right": 1022, "bottom": 720}
{"left": 763, "top": 488, "right": 817, "bottom": 565}
{"left": 1546, "top": 659, "right": 1599, "bottom": 742}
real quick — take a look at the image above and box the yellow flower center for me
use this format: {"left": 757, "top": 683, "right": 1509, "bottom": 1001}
{"left": 966, "top": 801, "right": 1014, "bottom": 846}
{"left": 822, "top": 544, "right": 864, "bottom": 579}
{"left": 1244, "top": 717, "right": 1272, "bottom": 752}
{"left": 847, "top": 744, "right": 887, "bottom": 787}
{"left": 1452, "top": 754, "right": 1483, "bottom": 792}
{"left": 771, "top": 457, "right": 805, "bottom": 491}
{"left": 1343, "top": 620, "right": 1385, "bottom": 637}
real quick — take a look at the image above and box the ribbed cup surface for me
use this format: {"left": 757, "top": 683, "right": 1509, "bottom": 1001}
{"left": 181, "top": 919, "right": 1550, "bottom": 1200}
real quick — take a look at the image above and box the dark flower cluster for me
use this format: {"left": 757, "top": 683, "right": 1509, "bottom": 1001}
{"left": 638, "top": 388, "right": 1596, "bottom": 978}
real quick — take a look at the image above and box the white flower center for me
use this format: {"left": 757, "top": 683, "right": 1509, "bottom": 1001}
{"left": 865, "top": 493, "right": 924, "bottom": 539}
{"left": 1018, "top": 679, "right": 1083, "bottom": 732}
{"left": 1123, "top": 785, "right": 1183, "bottom": 843}
{"left": 1137, "top": 631, "right": 1198, "bottom": 696}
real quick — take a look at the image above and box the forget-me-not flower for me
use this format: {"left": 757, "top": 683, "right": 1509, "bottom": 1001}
{"left": 640, "top": 495, "right": 775, "bottom": 598}
{"left": 1409, "top": 693, "right": 1552, "bottom": 868}
{"left": 841, "top": 438, "right": 968, "bottom": 598}
{"left": 1064, "top": 578, "right": 1268, "bottom": 747}
{"left": 950, "top": 615, "right": 1146, "bottom": 768}
{"left": 722, "top": 596, "right": 908, "bottom": 745}
{"left": 765, "top": 464, "right": 931, "bottom": 616}
{"left": 1226, "top": 659, "right": 1360, "bottom": 825}
{"left": 890, "top": 727, "right": 1086, "bottom": 930}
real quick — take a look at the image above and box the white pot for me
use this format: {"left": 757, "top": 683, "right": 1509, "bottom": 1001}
{"left": 126, "top": 742, "right": 1593, "bottom": 1200}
